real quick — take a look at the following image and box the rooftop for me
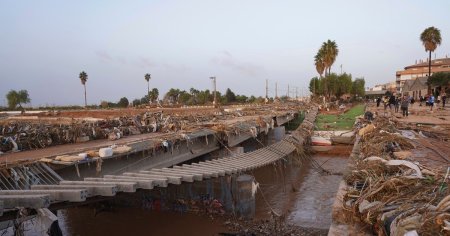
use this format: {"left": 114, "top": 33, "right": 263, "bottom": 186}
{"left": 404, "top": 57, "right": 450, "bottom": 70}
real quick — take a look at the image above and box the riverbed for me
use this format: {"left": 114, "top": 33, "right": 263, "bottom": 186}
{"left": 55, "top": 155, "right": 348, "bottom": 236}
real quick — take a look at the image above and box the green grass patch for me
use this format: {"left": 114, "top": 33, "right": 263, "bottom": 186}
{"left": 315, "top": 105, "right": 365, "bottom": 130}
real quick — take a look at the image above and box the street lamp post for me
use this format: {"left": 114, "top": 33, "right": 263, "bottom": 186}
{"left": 210, "top": 76, "right": 217, "bottom": 107}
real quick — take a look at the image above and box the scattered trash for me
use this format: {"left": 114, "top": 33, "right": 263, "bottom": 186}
{"left": 401, "top": 130, "right": 416, "bottom": 140}
{"left": 99, "top": 147, "right": 113, "bottom": 158}
{"left": 112, "top": 145, "right": 132, "bottom": 154}
{"left": 393, "top": 151, "right": 412, "bottom": 160}
{"left": 358, "top": 124, "right": 375, "bottom": 137}
{"left": 55, "top": 155, "right": 85, "bottom": 162}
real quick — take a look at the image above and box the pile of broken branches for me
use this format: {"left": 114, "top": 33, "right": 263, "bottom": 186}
{"left": 342, "top": 116, "right": 450, "bottom": 235}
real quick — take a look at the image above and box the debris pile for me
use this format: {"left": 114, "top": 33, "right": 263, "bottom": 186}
{"left": 0, "top": 105, "right": 304, "bottom": 154}
{"left": 223, "top": 215, "right": 328, "bottom": 236}
{"left": 341, "top": 116, "right": 450, "bottom": 235}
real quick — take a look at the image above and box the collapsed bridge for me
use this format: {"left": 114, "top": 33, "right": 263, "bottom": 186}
{"left": 0, "top": 105, "right": 318, "bottom": 234}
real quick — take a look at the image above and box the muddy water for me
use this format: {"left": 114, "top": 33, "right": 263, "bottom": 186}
{"left": 58, "top": 208, "right": 227, "bottom": 236}
{"left": 251, "top": 155, "right": 348, "bottom": 228}
{"left": 287, "top": 156, "right": 348, "bottom": 229}
{"left": 53, "top": 155, "right": 347, "bottom": 235}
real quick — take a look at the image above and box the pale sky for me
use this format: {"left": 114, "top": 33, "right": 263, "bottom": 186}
{"left": 1, "top": 0, "right": 450, "bottom": 106}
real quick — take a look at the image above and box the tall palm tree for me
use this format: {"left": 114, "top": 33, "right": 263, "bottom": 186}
{"left": 79, "top": 71, "right": 88, "bottom": 108}
{"left": 144, "top": 73, "right": 151, "bottom": 98}
{"left": 314, "top": 50, "right": 325, "bottom": 95}
{"left": 321, "top": 40, "right": 339, "bottom": 75}
{"left": 420, "top": 26, "right": 442, "bottom": 93}
{"left": 314, "top": 50, "right": 325, "bottom": 78}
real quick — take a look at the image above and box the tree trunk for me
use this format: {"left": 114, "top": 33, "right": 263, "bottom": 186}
{"left": 313, "top": 78, "right": 316, "bottom": 95}
{"left": 18, "top": 103, "right": 24, "bottom": 113}
{"left": 84, "top": 84, "right": 87, "bottom": 108}
{"left": 328, "top": 66, "right": 331, "bottom": 76}
{"left": 147, "top": 81, "right": 150, "bottom": 100}
{"left": 428, "top": 50, "right": 432, "bottom": 94}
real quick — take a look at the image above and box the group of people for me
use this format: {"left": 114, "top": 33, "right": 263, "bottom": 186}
{"left": 418, "top": 93, "right": 447, "bottom": 110}
{"left": 375, "top": 92, "right": 447, "bottom": 117}
{"left": 376, "top": 95, "right": 412, "bottom": 117}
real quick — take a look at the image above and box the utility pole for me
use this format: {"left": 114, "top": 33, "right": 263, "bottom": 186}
{"left": 287, "top": 84, "right": 290, "bottom": 98}
{"left": 210, "top": 76, "right": 217, "bottom": 108}
{"left": 265, "top": 79, "right": 268, "bottom": 99}
{"left": 275, "top": 82, "right": 278, "bottom": 98}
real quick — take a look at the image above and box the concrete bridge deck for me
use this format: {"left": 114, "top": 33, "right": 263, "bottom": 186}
{"left": 0, "top": 136, "right": 299, "bottom": 218}
{"left": 0, "top": 112, "right": 295, "bottom": 168}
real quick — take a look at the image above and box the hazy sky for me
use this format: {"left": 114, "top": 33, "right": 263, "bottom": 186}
{"left": 1, "top": 0, "right": 450, "bottom": 106}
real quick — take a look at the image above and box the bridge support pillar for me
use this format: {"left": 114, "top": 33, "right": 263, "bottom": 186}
{"left": 35, "top": 208, "right": 62, "bottom": 236}
{"left": 229, "top": 146, "right": 244, "bottom": 155}
{"left": 233, "top": 174, "right": 256, "bottom": 219}
{"left": 268, "top": 126, "right": 285, "bottom": 144}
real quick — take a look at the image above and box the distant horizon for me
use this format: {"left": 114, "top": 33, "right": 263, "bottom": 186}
{"left": 1, "top": 86, "right": 306, "bottom": 108}
{"left": 1, "top": 0, "right": 449, "bottom": 106}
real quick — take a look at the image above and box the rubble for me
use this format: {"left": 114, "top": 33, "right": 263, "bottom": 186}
{"left": 340, "top": 115, "right": 450, "bottom": 235}
{"left": 222, "top": 216, "right": 329, "bottom": 236}
{"left": 0, "top": 105, "right": 304, "bottom": 155}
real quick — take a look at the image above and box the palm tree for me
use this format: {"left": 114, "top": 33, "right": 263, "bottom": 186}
{"left": 79, "top": 71, "right": 88, "bottom": 108}
{"left": 420, "top": 26, "right": 442, "bottom": 93}
{"left": 314, "top": 50, "right": 325, "bottom": 78}
{"left": 321, "top": 40, "right": 339, "bottom": 75}
{"left": 149, "top": 88, "right": 159, "bottom": 103}
{"left": 144, "top": 73, "right": 151, "bottom": 98}
{"left": 314, "top": 50, "right": 325, "bottom": 95}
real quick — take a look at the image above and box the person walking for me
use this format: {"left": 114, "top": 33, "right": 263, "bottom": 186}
{"left": 383, "top": 96, "right": 389, "bottom": 116}
{"left": 442, "top": 93, "right": 447, "bottom": 109}
{"left": 428, "top": 94, "right": 435, "bottom": 111}
{"left": 376, "top": 97, "right": 381, "bottom": 107}
{"left": 389, "top": 95, "right": 396, "bottom": 110}
{"left": 394, "top": 97, "right": 400, "bottom": 113}
{"left": 401, "top": 95, "right": 409, "bottom": 117}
